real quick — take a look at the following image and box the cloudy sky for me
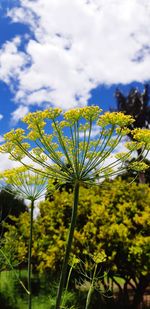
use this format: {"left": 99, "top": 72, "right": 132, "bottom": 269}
{"left": 0, "top": 0, "right": 150, "bottom": 170}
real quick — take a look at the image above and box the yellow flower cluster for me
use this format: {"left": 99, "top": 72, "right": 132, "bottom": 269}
{"left": 64, "top": 108, "right": 83, "bottom": 122}
{"left": 27, "top": 131, "right": 41, "bottom": 141}
{"left": 97, "top": 112, "right": 134, "bottom": 127}
{"left": 42, "top": 108, "right": 62, "bottom": 120}
{"left": 0, "top": 104, "right": 149, "bottom": 187}
{"left": 115, "top": 152, "right": 131, "bottom": 161}
{"left": 4, "top": 128, "right": 25, "bottom": 142}
{"left": 58, "top": 120, "right": 70, "bottom": 128}
{"left": 107, "top": 138, "right": 118, "bottom": 148}
{"left": 125, "top": 141, "right": 144, "bottom": 151}
{"left": 132, "top": 128, "right": 150, "bottom": 145}
{"left": 23, "top": 111, "right": 46, "bottom": 131}
{"left": 116, "top": 127, "right": 131, "bottom": 136}
{"left": 0, "top": 141, "right": 29, "bottom": 161}
{"left": 92, "top": 251, "right": 106, "bottom": 264}
{"left": 10, "top": 143, "right": 29, "bottom": 161}
{"left": 129, "top": 161, "right": 149, "bottom": 172}
{"left": 2, "top": 167, "right": 27, "bottom": 184}
{"left": 68, "top": 254, "right": 80, "bottom": 266}
{"left": 55, "top": 151, "right": 64, "bottom": 159}
{"left": 81, "top": 106, "right": 102, "bottom": 120}
{"left": 64, "top": 106, "right": 102, "bottom": 122}
{"left": 0, "top": 141, "right": 14, "bottom": 153}
{"left": 31, "top": 147, "right": 47, "bottom": 161}
{"left": 1, "top": 129, "right": 29, "bottom": 161}
{"left": 23, "top": 110, "right": 43, "bottom": 124}
{"left": 1, "top": 166, "right": 47, "bottom": 188}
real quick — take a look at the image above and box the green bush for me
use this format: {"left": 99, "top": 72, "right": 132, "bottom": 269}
{"left": 2, "top": 178, "right": 150, "bottom": 277}
{"left": 1, "top": 178, "right": 150, "bottom": 307}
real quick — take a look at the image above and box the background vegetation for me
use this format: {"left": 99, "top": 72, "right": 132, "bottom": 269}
{"left": 1, "top": 177, "right": 150, "bottom": 308}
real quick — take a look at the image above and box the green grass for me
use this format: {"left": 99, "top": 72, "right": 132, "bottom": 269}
{"left": 0, "top": 270, "right": 77, "bottom": 309}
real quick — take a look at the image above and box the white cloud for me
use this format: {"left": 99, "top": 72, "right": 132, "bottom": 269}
{"left": 0, "top": 153, "right": 21, "bottom": 171}
{"left": 0, "top": 0, "right": 150, "bottom": 113}
{"left": 0, "top": 151, "right": 45, "bottom": 172}
{"left": 10, "top": 105, "right": 29, "bottom": 124}
{"left": 79, "top": 124, "right": 103, "bottom": 138}
{"left": 0, "top": 114, "right": 3, "bottom": 120}
{"left": 0, "top": 36, "right": 28, "bottom": 85}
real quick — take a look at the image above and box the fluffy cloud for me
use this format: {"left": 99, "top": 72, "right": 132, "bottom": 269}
{"left": 0, "top": 151, "right": 43, "bottom": 172}
{"left": 0, "top": 37, "right": 28, "bottom": 86}
{"left": 10, "top": 105, "right": 29, "bottom": 124}
{"left": 0, "top": 153, "right": 21, "bottom": 171}
{"left": 0, "top": 0, "right": 150, "bottom": 112}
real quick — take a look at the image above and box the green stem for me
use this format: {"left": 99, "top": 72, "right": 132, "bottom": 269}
{"left": 61, "top": 264, "right": 74, "bottom": 307}
{"left": 53, "top": 120, "right": 73, "bottom": 169}
{"left": 0, "top": 249, "right": 29, "bottom": 295}
{"left": 85, "top": 264, "right": 97, "bottom": 309}
{"left": 28, "top": 200, "right": 34, "bottom": 309}
{"left": 79, "top": 120, "right": 92, "bottom": 174}
{"left": 55, "top": 181, "right": 80, "bottom": 309}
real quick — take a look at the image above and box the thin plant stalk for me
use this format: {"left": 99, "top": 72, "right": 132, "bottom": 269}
{"left": 28, "top": 199, "right": 34, "bottom": 309}
{"left": 0, "top": 249, "right": 29, "bottom": 295}
{"left": 85, "top": 264, "right": 97, "bottom": 309}
{"left": 61, "top": 266, "right": 73, "bottom": 308}
{"left": 61, "top": 256, "right": 78, "bottom": 307}
{"left": 55, "top": 181, "right": 80, "bottom": 309}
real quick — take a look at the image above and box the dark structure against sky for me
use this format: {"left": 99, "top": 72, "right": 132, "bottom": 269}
{"left": 115, "top": 84, "right": 150, "bottom": 130}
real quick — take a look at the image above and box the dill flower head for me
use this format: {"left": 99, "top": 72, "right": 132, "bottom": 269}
{"left": 0, "top": 106, "right": 149, "bottom": 186}
{"left": 0, "top": 167, "right": 48, "bottom": 201}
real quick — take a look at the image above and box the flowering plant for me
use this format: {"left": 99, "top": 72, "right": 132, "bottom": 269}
{"left": 0, "top": 167, "right": 48, "bottom": 309}
{"left": 0, "top": 106, "right": 149, "bottom": 309}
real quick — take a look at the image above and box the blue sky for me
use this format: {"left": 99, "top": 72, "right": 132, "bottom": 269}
{"left": 0, "top": 0, "right": 150, "bottom": 169}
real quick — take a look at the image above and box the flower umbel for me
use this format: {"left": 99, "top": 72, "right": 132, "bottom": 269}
{"left": 0, "top": 167, "right": 48, "bottom": 309}
{"left": 1, "top": 106, "right": 147, "bottom": 185}
{"left": 0, "top": 167, "right": 48, "bottom": 201}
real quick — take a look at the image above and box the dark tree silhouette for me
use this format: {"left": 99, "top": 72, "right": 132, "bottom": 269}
{"left": 115, "top": 84, "right": 150, "bottom": 183}
{"left": 0, "top": 187, "right": 28, "bottom": 236}
{"left": 115, "top": 84, "right": 150, "bottom": 130}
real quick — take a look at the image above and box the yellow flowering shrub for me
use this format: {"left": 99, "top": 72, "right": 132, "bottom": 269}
{"left": 2, "top": 178, "right": 150, "bottom": 280}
